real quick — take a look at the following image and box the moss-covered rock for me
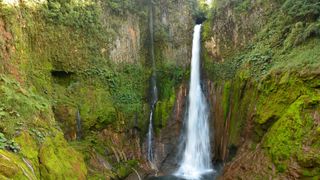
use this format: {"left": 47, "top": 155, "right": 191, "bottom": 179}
{"left": 263, "top": 95, "right": 319, "bottom": 164}
{"left": 14, "top": 131, "right": 40, "bottom": 178}
{"left": 204, "top": 0, "right": 320, "bottom": 177}
{"left": 53, "top": 104, "right": 78, "bottom": 140}
{"left": 39, "top": 133, "right": 87, "bottom": 180}
{"left": 0, "top": 150, "right": 36, "bottom": 179}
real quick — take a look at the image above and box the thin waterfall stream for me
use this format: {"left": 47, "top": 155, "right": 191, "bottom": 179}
{"left": 147, "top": 0, "right": 158, "bottom": 169}
{"left": 174, "top": 24, "right": 214, "bottom": 179}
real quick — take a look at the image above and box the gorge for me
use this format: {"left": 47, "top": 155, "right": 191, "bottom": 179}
{"left": 0, "top": 0, "right": 319, "bottom": 180}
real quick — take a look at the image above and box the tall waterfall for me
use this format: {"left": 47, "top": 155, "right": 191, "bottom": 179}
{"left": 147, "top": 0, "right": 158, "bottom": 167}
{"left": 175, "top": 24, "right": 213, "bottom": 179}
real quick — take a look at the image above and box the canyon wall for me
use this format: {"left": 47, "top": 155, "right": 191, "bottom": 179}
{"left": 0, "top": 0, "right": 195, "bottom": 179}
{"left": 203, "top": 0, "right": 320, "bottom": 179}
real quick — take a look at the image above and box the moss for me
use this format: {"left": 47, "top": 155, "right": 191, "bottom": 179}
{"left": 222, "top": 81, "right": 231, "bottom": 121}
{"left": 228, "top": 76, "right": 258, "bottom": 145}
{"left": 272, "top": 38, "right": 320, "bottom": 71}
{"left": 69, "top": 131, "right": 140, "bottom": 179}
{"left": 203, "top": 0, "right": 320, "bottom": 178}
{"left": 39, "top": 133, "right": 87, "bottom": 180}
{"left": 263, "top": 95, "right": 319, "bottom": 168}
{"left": 154, "top": 92, "right": 176, "bottom": 131}
{"left": 301, "top": 167, "right": 320, "bottom": 178}
{"left": 14, "top": 131, "right": 40, "bottom": 178}
{"left": 256, "top": 74, "right": 306, "bottom": 124}
{"left": 297, "top": 148, "right": 320, "bottom": 169}
{"left": 77, "top": 86, "right": 116, "bottom": 132}
{"left": 153, "top": 62, "right": 187, "bottom": 132}
{"left": 0, "top": 75, "right": 52, "bottom": 137}
{"left": 0, "top": 0, "right": 190, "bottom": 179}
{"left": 0, "top": 150, "right": 36, "bottom": 179}
{"left": 115, "top": 160, "right": 138, "bottom": 179}
{"left": 53, "top": 104, "right": 78, "bottom": 140}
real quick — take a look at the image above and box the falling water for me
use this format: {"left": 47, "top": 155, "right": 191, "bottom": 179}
{"left": 175, "top": 24, "right": 213, "bottom": 179}
{"left": 147, "top": 0, "right": 158, "bottom": 167}
{"left": 147, "top": 75, "right": 158, "bottom": 163}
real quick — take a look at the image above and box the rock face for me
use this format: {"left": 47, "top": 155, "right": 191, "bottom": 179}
{"left": 153, "top": 84, "right": 188, "bottom": 174}
{"left": 0, "top": 0, "right": 195, "bottom": 179}
{"left": 204, "top": 0, "right": 277, "bottom": 61}
{"left": 207, "top": 70, "right": 320, "bottom": 179}
{"left": 153, "top": 0, "right": 194, "bottom": 66}
{"left": 203, "top": 0, "right": 320, "bottom": 179}
{"left": 106, "top": 14, "right": 141, "bottom": 64}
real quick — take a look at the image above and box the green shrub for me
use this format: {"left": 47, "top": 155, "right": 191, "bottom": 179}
{"left": 43, "top": 0, "right": 102, "bottom": 33}
{"left": 105, "top": 0, "right": 145, "bottom": 15}
{"left": 0, "top": 75, "right": 51, "bottom": 136}
{"left": 0, "top": 132, "right": 20, "bottom": 153}
{"left": 282, "top": 0, "right": 320, "bottom": 20}
{"left": 157, "top": 63, "right": 186, "bottom": 99}
{"left": 108, "top": 64, "right": 148, "bottom": 116}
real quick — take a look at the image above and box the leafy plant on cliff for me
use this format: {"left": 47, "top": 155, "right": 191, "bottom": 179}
{"left": 43, "top": 0, "right": 102, "bottom": 33}
{"left": 157, "top": 63, "right": 186, "bottom": 99}
{"left": 0, "top": 75, "right": 51, "bottom": 137}
{"left": 106, "top": 0, "right": 140, "bottom": 15}
{"left": 0, "top": 133, "right": 20, "bottom": 153}
{"left": 282, "top": 0, "right": 320, "bottom": 20}
{"left": 108, "top": 64, "right": 147, "bottom": 116}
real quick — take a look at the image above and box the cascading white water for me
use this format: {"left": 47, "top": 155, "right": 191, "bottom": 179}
{"left": 175, "top": 24, "right": 213, "bottom": 179}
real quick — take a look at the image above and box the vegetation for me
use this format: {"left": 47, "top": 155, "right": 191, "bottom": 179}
{"left": 203, "top": 0, "right": 320, "bottom": 81}
{"left": 202, "top": 0, "right": 320, "bottom": 178}
{"left": 0, "top": 0, "right": 195, "bottom": 178}
{"left": 44, "top": 0, "right": 101, "bottom": 30}
{"left": 0, "top": 133, "right": 20, "bottom": 153}
{"left": 0, "top": 0, "right": 149, "bottom": 178}
{"left": 1, "top": 0, "right": 318, "bottom": 179}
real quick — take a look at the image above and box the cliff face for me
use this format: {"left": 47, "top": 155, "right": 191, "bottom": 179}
{"left": 203, "top": 0, "right": 320, "bottom": 179}
{"left": 153, "top": 0, "right": 193, "bottom": 66}
{"left": 0, "top": 0, "right": 195, "bottom": 179}
{"left": 203, "top": 0, "right": 277, "bottom": 61}
{"left": 4, "top": 0, "right": 318, "bottom": 179}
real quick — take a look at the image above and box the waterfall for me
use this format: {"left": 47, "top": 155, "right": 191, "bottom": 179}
{"left": 175, "top": 24, "right": 213, "bottom": 179}
{"left": 147, "top": 0, "right": 158, "bottom": 167}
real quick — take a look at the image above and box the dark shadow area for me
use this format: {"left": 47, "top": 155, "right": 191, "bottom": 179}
{"left": 195, "top": 16, "right": 207, "bottom": 24}
{"left": 51, "top": 70, "right": 75, "bottom": 86}
{"left": 51, "top": 70, "right": 74, "bottom": 78}
{"left": 227, "top": 144, "right": 238, "bottom": 161}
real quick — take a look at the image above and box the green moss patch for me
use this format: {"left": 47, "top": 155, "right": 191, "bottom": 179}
{"left": 39, "top": 133, "right": 87, "bottom": 180}
{"left": 0, "top": 150, "right": 36, "bottom": 179}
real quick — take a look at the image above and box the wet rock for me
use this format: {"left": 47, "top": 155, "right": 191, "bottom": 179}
{"left": 150, "top": 84, "right": 188, "bottom": 174}
{"left": 0, "top": 150, "right": 36, "bottom": 179}
{"left": 53, "top": 104, "right": 78, "bottom": 141}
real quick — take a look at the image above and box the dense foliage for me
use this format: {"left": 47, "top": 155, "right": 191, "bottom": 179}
{"left": 203, "top": 0, "right": 320, "bottom": 81}
{"left": 282, "top": 0, "right": 320, "bottom": 20}
{"left": 202, "top": 0, "right": 320, "bottom": 178}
